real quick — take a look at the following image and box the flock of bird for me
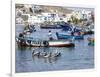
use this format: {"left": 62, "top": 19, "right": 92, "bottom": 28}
{"left": 32, "top": 49, "right": 61, "bottom": 58}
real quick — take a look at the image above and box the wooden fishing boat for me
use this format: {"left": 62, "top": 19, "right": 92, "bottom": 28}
{"left": 56, "top": 32, "right": 84, "bottom": 40}
{"left": 16, "top": 37, "right": 75, "bottom": 47}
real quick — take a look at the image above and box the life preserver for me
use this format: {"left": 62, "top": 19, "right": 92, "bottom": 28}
{"left": 43, "top": 40, "right": 49, "bottom": 47}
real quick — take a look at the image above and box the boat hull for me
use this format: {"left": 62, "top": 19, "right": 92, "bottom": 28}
{"left": 47, "top": 40, "right": 74, "bottom": 47}
{"left": 56, "top": 32, "right": 84, "bottom": 40}
{"left": 29, "top": 43, "right": 75, "bottom": 47}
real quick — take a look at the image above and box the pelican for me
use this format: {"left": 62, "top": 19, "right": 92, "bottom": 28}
{"left": 52, "top": 51, "right": 61, "bottom": 57}
{"left": 43, "top": 52, "right": 52, "bottom": 58}
{"left": 32, "top": 49, "right": 40, "bottom": 56}
{"left": 40, "top": 52, "right": 47, "bottom": 57}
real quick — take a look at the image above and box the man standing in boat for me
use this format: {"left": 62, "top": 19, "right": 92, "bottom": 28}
{"left": 48, "top": 30, "right": 53, "bottom": 40}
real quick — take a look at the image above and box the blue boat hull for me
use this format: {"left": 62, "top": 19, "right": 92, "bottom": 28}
{"left": 56, "top": 32, "right": 84, "bottom": 40}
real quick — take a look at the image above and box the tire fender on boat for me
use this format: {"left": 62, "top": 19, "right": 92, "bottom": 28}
{"left": 43, "top": 40, "right": 49, "bottom": 47}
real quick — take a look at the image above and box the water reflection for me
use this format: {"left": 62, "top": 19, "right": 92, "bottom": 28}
{"left": 32, "top": 47, "right": 62, "bottom": 63}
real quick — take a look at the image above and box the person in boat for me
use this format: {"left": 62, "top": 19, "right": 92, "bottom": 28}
{"left": 48, "top": 30, "right": 53, "bottom": 40}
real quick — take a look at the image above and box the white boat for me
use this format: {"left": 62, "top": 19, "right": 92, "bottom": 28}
{"left": 16, "top": 37, "right": 75, "bottom": 47}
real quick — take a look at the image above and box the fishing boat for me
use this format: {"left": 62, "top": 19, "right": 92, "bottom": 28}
{"left": 40, "top": 24, "right": 62, "bottom": 29}
{"left": 40, "top": 22, "right": 71, "bottom": 30}
{"left": 56, "top": 32, "right": 84, "bottom": 40}
{"left": 16, "top": 37, "right": 75, "bottom": 47}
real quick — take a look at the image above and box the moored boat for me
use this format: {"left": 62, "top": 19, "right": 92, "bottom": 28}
{"left": 40, "top": 22, "right": 71, "bottom": 30}
{"left": 56, "top": 32, "right": 84, "bottom": 40}
{"left": 16, "top": 37, "right": 75, "bottom": 47}
{"left": 40, "top": 25, "right": 62, "bottom": 29}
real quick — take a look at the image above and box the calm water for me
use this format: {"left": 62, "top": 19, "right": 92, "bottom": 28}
{"left": 15, "top": 24, "right": 94, "bottom": 73}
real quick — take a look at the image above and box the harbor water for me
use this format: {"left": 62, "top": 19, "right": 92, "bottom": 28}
{"left": 15, "top": 24, "right": 94, "bottom": 73}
